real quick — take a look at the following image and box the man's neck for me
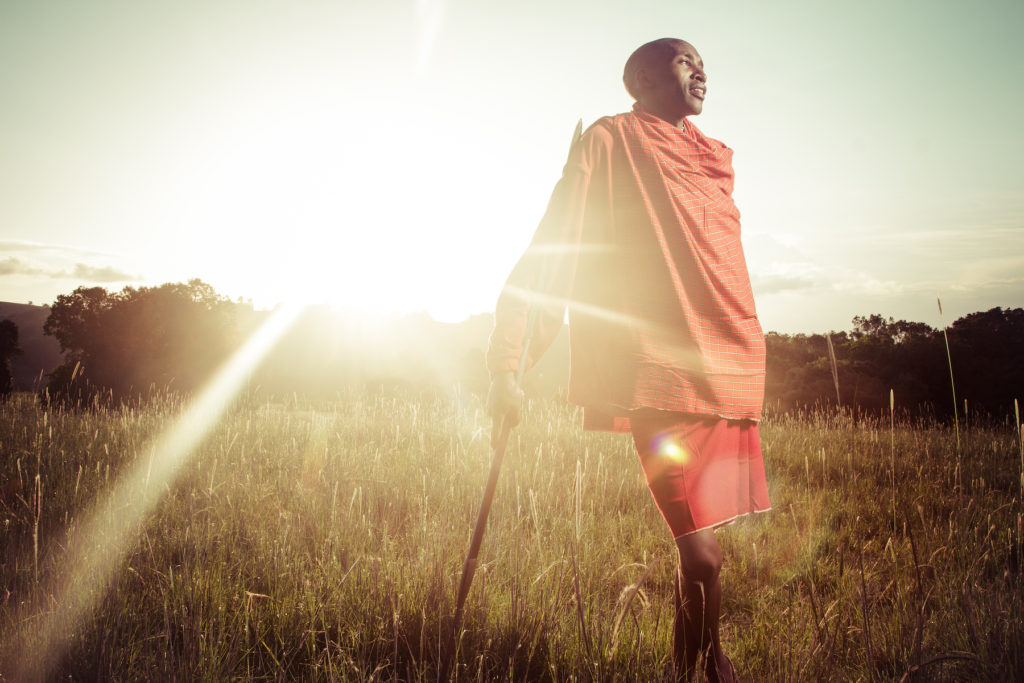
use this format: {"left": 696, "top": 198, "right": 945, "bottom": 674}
{"left": 636, "top": 100, "right": 689, "bottom": 129}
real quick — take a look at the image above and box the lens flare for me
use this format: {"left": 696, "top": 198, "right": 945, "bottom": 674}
{"left": 658, "top": 438, "right": 690, "bottom": 465}
{"left": 414, "top": 0, "right": 445, "bottom": 75}
{"left": 503, "top": 284, "right": 647, "bottom": 331}
{"left": 10, "top": 303, "right": 302, "bottom": 681}
{"left": 501, "top": 285, "right": 734, "bottom": 375}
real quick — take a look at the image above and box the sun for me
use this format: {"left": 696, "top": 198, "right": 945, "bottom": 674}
{"left": 181, "top": 98, "right": 471, "bottom": 318}
{"left": 257, "top": 109, "right": 481, "bottom": 319}
{"left": 161, "top": 61, "right": 562, "bottom": 323}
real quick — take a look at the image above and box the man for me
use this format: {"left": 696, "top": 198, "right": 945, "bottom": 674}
{"left": 487, "top": 38, "right": 770, "bottom": 681}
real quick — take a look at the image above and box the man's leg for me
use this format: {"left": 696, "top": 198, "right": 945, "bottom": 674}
{"left": 673, "top": 529, "right": 734, "bottom": 682}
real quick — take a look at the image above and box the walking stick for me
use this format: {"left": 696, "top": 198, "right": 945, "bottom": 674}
{"left": 439, "top": 120, "right": 582, "bottom": 682}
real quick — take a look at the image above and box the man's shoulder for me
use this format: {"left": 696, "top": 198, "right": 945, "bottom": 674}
{"left": 567, "top": 111, "right": 643, "bottom": 171}
{"left": 585, "top": 111, "right": 634, "bottom": 137}
{"left": 579, "top": 112, "right": 634, "bottom": 155}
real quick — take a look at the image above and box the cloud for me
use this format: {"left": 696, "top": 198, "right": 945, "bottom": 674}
{"left": 831, "top": 270, "right": 907, "bottom": 296}
{"left": 751, "top": 260, "right": 820, "bottom": 295}
{"left": 0, "top": 256, "right": 141, "bottom": 283}
{"left": 0, "top": 240, "right": 108, "bottom": 257}
{"left": 745, "top": 233, "right": 824, "bottom": 296}
{"left": 827, "top": 269, "right": 1024, "bottom": 300}
{"left": 752, "top": 272, "right": 816, "bottom": 295}
{"left": 949, "top": 276, "right": 1024, "bottom": 295}
{"left": 0, "top": 257, "right": 44, "bottom": 276}
{"left": 744, "top": 232, "right": 810, "bottom": 263}
{"left": 871, "top": 224, "right": 1024, "bottom": 247}
{"left": 69, "top": 263, "right": 141, "bottom": 283}
{"left": 0, "top": 236, "right": 142, "bottom": 284}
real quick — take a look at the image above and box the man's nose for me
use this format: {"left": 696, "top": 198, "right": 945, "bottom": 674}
{"left": 693, "top": 69, "right": 706, "bottom": 83}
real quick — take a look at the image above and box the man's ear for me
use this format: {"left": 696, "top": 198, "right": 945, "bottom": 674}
{"left": 634, "top": 66, "right": 653, "bottom": 95}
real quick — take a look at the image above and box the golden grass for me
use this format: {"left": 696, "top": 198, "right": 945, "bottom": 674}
{"left": 1, "top": 391, "right": 1021, "bottom": 680}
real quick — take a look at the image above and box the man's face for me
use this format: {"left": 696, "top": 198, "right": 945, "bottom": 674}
{"left": 646, "top": 42, "right": 707, "bottom": 117}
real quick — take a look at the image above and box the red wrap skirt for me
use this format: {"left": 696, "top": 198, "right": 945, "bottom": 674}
{"left": 631, "top": 411, "right": 771, "bottom": 538}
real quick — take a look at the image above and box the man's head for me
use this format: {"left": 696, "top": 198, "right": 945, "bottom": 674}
{"left": 623, "top": 38, "right": 707, "bottom": 121}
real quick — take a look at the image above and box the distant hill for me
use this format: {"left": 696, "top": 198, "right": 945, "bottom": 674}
{"left": 0, "top": 302, "right": 64, "bottom": 391}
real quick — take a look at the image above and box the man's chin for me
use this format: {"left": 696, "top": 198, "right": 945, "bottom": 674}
{"left": 683, "top": 99, "right": 703, "bottom": 117}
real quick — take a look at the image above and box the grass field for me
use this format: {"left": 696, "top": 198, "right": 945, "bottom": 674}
{"left": 1, "top": 390, "right": 1022, "bottom": 681}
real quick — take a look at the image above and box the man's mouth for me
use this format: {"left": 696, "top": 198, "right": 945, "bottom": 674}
{"left": 690, "top": 86, "right": 706, "bottom": 100}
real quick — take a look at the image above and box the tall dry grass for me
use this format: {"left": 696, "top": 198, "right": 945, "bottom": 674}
{"left": 1, "top": 390, "right": 1021, "bottom": 680}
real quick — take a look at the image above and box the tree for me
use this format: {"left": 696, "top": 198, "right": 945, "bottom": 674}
{"left": 42, "top": 279, "right": 241, "bottom": 405}
{"left": 0, "top": 319, "right": 20, "bottom": 399}
{"left": 946, "top": 307, "right": 1024, "bottom": 416}
{"left": 43, "top": 286, "right": 110, "bottom": 356}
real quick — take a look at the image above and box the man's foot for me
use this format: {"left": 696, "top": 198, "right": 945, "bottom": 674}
{"left": 704, "top": 653, "right": 737, "bottom": 683}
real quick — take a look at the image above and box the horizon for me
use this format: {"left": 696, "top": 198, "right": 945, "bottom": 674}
{"left": 3, "top": 292, "right": 1018, "bottom": 338}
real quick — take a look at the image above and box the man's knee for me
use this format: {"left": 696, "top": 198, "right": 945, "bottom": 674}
{"left": 676, "top": 531, "right": 722, "bottom": 584}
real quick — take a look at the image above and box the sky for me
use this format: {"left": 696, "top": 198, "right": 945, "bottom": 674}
{"left": 1, "top": 0, "right": 1022, "bottom": 333}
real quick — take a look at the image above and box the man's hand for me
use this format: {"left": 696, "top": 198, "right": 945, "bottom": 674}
{"left": 487, "top": 371, "right": 524, "bottom": 446}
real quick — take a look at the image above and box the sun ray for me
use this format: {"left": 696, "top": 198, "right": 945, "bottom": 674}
{"left": 11, "top": 303, "right": 303, "bottom": 681}
{"left": 502, "top": 284, "right": 718, "bottom": 374}
{"left": 414, "top": 0, "right": 445, "bottom": 76}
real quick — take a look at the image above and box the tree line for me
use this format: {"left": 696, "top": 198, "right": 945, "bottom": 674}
{"left": 764, "top": 310, "right": 1023, "bottom": 419}
{"left": 16, "top": 280, "right": 1024, "bottom": 420}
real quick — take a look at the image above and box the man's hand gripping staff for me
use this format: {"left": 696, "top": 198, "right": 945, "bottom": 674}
{"left": 486, "top": 370, "right": 524, "bottom": 447}
{"left": 440, "top": 120, "right": 583, "bottom": 682}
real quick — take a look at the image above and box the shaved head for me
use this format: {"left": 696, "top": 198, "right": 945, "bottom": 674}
{"left": 623, "top": 38, "right": 693, "bottom": 100}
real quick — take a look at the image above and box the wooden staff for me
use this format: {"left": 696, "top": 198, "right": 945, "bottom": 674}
{"left": 439, "top": 119, "right": 582, "bottom": 682}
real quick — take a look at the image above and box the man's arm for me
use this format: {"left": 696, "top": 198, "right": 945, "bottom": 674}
{"left": 486, "top": 121, "right": 611, "bottom": 427}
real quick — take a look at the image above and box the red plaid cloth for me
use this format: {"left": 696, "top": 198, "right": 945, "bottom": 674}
{"left": 488, "top": 104, "right": 765, "bottom": 429}
{"left": 631, "top": 411, "right": 771, "bottom": 537}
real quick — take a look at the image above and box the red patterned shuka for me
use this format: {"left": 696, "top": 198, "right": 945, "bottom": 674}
{"left": 487, "top": 104, "right": 765, "bottom": 431}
